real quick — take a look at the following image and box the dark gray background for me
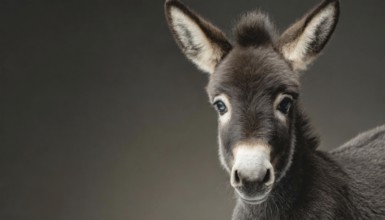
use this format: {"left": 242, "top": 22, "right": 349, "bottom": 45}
{"left": 0, "top": 0, "right": 384, "bottom": 219}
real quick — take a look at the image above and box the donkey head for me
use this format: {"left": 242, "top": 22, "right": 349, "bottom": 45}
{"left": 165, "top": 0, "right": 339, "bottom": 204}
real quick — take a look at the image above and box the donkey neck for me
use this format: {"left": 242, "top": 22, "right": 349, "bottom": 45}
{"left": 266, "top": 109, "right": 323, "bottom": 211}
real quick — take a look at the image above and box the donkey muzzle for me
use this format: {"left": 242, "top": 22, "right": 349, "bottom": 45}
{"left": 231, "top": 145, "right": 274, "bottom": 202}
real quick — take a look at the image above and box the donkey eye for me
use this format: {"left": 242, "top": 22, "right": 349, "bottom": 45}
{"left": 213, "top": 100, "right": 228, "bottom": 115}
{"left": 277, "top": 97, "right": 292, "bottom": 114}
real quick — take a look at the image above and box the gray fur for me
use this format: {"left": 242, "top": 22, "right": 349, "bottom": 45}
{"left": 232, "top": 126, "right": 385, "bottom": 219}
{"left": 165, "top": 0, "right": 385, "bottom": 219}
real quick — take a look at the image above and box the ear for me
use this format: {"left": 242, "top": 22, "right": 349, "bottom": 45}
{"left": 164, "top": 0, "right": 232, "bottom": 74}
{"left": 278, "top": 0, "right": 340, "bottom": 72}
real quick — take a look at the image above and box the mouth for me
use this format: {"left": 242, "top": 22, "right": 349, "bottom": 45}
{"left": 235, "top": 190, "right": 270, "bottom": 205}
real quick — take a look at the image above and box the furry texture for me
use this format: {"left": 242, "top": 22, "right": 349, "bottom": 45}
{"left": 278, "top": 0, "right": 340, "bottom": 71}
{"left": 165, "top": 0, "right": 385, "bottom": 219}
{"left": 235, "top": 11, "right": 277, "bottom": 47}
{"left": 232, "top": 119, "right": 385, "bottom": 219}
{"left": 165, "top": 0, "right": 232, "bottom": 73}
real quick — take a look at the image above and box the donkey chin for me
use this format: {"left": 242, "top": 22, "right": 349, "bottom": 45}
{"left": 229, "top": 144, "right": 275, "bottom": 205}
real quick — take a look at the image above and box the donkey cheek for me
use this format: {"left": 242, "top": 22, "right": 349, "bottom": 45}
{"left": 272, "top": 147, "right": 291, "bottom": 173}
{"left": 218, "top": 133, "right": 234, "bottom": 172}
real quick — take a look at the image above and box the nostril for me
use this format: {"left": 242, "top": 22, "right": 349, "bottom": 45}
{"left": 262, "top": 168, "right": 270, "bottom": 184}
{"left": 234, "top": 170, "right": 241, "bottom": 184}
{"left": 262, "top": 167, "right": 275, "bottom": 186}
{"left": 231, "top": 169, "right": 242, "bottom": 187}
{"left": 231, "top": 166, "right": 274, "bottom": 188}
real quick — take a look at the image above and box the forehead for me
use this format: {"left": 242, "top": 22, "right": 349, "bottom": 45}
{"left": 207, "top": 47, "right": 299, "bottom": 99}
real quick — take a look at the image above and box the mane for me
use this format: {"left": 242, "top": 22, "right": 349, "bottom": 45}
{"left": 234, "top": 11, "right": 278, "bottom": 47}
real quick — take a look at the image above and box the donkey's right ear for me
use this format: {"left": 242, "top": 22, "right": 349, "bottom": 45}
{"left": 165, "top": 0, "right": 232, "bottom": 74}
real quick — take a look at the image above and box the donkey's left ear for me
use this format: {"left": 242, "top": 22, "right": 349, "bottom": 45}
{"left": 165, "top": 0, "right": 232, "bottom": 74}
{"left": 278, "top": 0, "right": 340, "bottom": 72}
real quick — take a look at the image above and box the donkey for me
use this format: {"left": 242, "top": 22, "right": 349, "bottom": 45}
{"left": 164, "top": 0, "right": 385, "bottom": 219}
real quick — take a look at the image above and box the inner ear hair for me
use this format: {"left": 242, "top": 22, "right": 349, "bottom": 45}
{"left": 164, "top": 0, "right": 232, "bottom": 74}
{"left": 278, "top": 0, "right": 340, "bottom": 72}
